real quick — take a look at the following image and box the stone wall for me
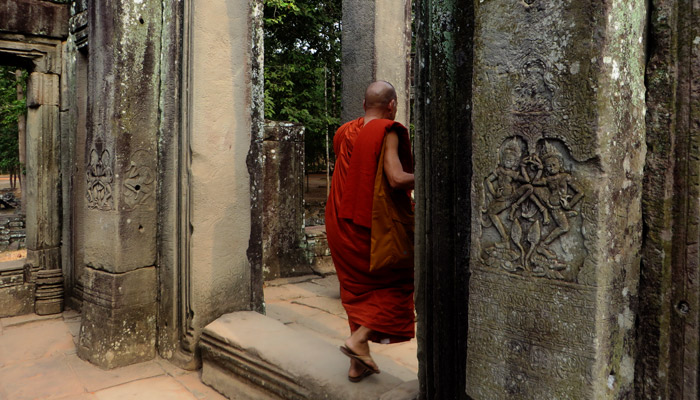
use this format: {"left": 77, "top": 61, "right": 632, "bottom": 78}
{"left": 0, "top": 214, "right": 26, "bottom": 252}
{"left": 262, "top": 121, "right": 312, "bottom": 280}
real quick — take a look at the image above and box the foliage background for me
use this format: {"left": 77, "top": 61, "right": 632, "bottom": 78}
{"left": 0, "top": 66, "right": 26, "bottom": 176}
{"left": 264, "top": 0, "right": 342, "bottom": 172}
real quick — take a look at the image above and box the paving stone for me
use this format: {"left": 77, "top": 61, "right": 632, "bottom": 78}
{"left": 372, "top": 340, "right": 418, "bottom": 373}
{"left": 94, "top": 375, "right": 199, "bottom": 400}
{"left": 62, "top": 308, "right": 81, "bottom": 321}
{"left": 263, "top": 283, "right": 315, "bottom": 303}
{"left": 379, "top": 379, "right": 419, "bottom": 400}
{"left": 0, "top": 318, "right": 74, "bottom": 367}
{"left": 265, "top": 300, "right": 324, "bottom": 324}
{"left": 201, "top": 312, "right": 406, "bottom": 400}
{"left": 0, "top": 355, "right": 85, "bottom": 400}
{"left": 1, "top": 312, "right": 61, "bottom": 328}
{"left": 155, "top": 356, "right": 190, "bottom": 377}
{"left": 265, "top": 274, "right": 318, "bottom": 287}
{"left": 174, "top": 371, "right": 228, "bottom": 400}
{"left": 55, "top": 394, "right": 98, "bottom": 400}
{"left": 292, "top": 275, "right": 340, "bottom": 299}
{"left": 292, "top": 295, "right": 346, "bottom": 317}
{"left": 64, "top": 316, "right": 81, "bottom": 338}
{"left": 287, "top": 308, "right": 350, "bottom": 341}
{"left": 68, "top": 356, "right": 166, "bottom": 392}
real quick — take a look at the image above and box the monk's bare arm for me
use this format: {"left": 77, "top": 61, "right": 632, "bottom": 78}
{"left": 384, "top": 131, "right": 415, "bottom": 190}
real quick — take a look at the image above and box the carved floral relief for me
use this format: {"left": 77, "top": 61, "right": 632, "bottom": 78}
{"left": 86, "top": 148, "right": 114, "bottom": 210}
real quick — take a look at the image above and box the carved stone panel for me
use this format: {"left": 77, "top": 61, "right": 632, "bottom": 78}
{"left": 122, "top": 150, "right": 155, "bottom": 210}
{"left": 85, "top": 146, "right": 113, "bottom": 211}
{"left": 470, "top": 0, "right": 645, "bottom": 398}
{"left": 467, "top": 271, "right": 595, "bottom": 399}
{"left": 478, "top": 136, "right": 595, "bottom": 284}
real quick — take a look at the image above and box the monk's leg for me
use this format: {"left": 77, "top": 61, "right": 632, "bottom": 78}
{"left": 345, "top": 325, "right": 379, "bottom": 376}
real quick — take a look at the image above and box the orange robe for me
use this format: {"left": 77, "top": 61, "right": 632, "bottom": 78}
{"left": 325, "top": 118, "right": 414, "bottom": 343}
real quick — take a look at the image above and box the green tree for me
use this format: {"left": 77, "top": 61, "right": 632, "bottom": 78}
{"left": 264, "top": 0, "right": 342, "bottom": 171}
{"left": 0, "top": 66, "right": 26, "bottom": 186}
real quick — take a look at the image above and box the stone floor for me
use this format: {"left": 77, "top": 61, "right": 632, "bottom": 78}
{"left": 0, "top": 274, "right": 417, "bottom": 399}
{"left": 264, "top": 274, "right": 418, "bottom": 381}
{"left": 0, "top": 311, "right": 227, "bottom": 400}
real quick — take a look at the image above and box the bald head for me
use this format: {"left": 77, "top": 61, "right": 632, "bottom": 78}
{"left": 363, "top": 81, "right": 398, "bottom": 120}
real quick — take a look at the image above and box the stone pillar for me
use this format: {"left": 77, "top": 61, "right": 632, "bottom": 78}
{"left": 170, "top": 0, "right": 265, "bottom": 366}
{"left": 341, "top": 0, "right": 411, "bottom": 126}
{"left": 77, "top": 0, "right": 162, "bottom": 369}
{"left": 637, "top": 1, "right": 700, "bottom": 399}
{"left": 25, "top": 72, "right": 61, "bottom": 271}
{"left": 413, "top": 0, "right": 473, "bottom": 398}
{"left": 262, "top": 121, "right": 310, "bottom": 280}
{"left": 468, "top": 2, "right": 645, "bottom": 399}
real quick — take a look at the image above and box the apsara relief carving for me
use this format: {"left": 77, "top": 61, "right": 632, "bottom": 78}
{"left": 86, "top": 148, "right": 114, "bottom": 210}
{"left": 123, "top": 150, "right": 155, "bottom": 210}
{"left": 480, "top": 136, "right": 585, "bottom": 281}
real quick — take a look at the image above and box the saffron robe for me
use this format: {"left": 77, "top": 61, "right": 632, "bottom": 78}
{"left": 325, "top": 118, "right": 415, "bottom": 343}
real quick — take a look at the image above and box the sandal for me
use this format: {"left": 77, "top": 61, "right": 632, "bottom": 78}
{"left": 340, "top": 345, "right": 380, "bottom": 374}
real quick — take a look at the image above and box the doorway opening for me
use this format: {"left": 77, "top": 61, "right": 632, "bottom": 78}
{"left": 259, "top": 0, "right": 419, "bottom": 384}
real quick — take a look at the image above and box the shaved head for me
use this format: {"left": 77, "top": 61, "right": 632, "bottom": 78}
{"left": 364, "top": 81, "right": 397, "bottom": 110}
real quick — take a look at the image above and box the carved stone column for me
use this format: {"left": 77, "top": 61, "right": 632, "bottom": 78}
{"left": 637, "top": 1, "right": 700, "bottom": 399}
{"left": 341, "top": 0, "right": 411, "bottom": 126}
{"left": 468, "top": 2, "right": 645, "bottom": 399}
{"left": 77, "top": 0, "right": 162, "bottom": 369}
{"left": 26, "top": 71, "right": 61, "bottom": 271}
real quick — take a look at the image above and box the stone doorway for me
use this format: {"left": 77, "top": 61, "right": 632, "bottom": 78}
{"left": 0, "top": 33, "right": 65, "bottom": 317}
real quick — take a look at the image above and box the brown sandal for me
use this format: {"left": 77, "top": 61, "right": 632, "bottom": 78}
{"left": 340, "top": 345, "right": 380, "bottom": 374}
{"left": 348, "top": 366, "right": 375, "bottom": 383}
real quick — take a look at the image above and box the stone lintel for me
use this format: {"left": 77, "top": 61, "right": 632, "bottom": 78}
{"left": 263, "top": 120, "right": 304, "bottom": 142}
{"left": 0, "top": 0, "right": 70, "bottom": 39}
{"left": 77, "top": 266, "right": 157, "bottom": 369}
{"left": 0, "top": 34, "right": 63, "bottom": 74}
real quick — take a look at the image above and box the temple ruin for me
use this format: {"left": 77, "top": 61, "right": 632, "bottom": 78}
{"left": 0, "top": 0, "right": 697, "bottom": 399}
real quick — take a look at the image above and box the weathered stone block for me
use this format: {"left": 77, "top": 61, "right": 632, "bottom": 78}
{"left": 468, "top": 2, "right": 645, "bottom": 399}
{"left": 78, "top": 301, "right": 157, "bottom": 369}
{"left": 0, "top": 0, "right": 69, "bottom": 39}
{"left": 0, "top": 260, "right": 34, "bottom": 318}
{"left": 27, "top": 246, "right": 60, "bottom": 270}
{"left": 27, "top": 72, "right": 60, "bottom": 108}
{"left": 77, "top": 266, "right": 157, "bottom": 369}
{"left": 262, "top": 121, "right": 309, "bottom": 280}
{"left": 0, "top": 283, "right": 35, "bottom": 318}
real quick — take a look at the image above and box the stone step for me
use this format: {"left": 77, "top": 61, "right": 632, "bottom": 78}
{"left": 200, "top": 311, "right": 417, "bottom": 400}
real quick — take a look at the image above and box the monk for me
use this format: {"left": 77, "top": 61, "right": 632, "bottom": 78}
{"left": 325, "top": 81, "right": 415, "bottom": 382}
